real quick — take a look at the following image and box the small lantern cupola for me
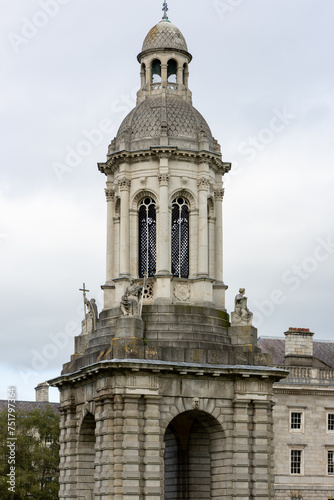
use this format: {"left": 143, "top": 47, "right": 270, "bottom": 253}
{"left": 137, "top": 5, "right": 192, "bottom": 104}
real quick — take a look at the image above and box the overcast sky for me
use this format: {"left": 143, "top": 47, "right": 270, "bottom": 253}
{"left": 1, "top": 0, "right": 333, "bottom": 402}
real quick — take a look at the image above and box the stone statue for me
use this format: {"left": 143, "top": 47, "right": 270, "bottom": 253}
{"left": 84, "top": 298, "right": 98, "bottom": 330}
{"left": 231, "top": 288, "right": 253, "bottom": 326}
{"left": 120, "top": 280, "right": 143, "bottom": 317}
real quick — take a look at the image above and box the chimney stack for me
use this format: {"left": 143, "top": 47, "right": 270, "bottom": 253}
{"left": 284, "top": 327, "right": 314, "bottom": 366}
{"left": 35, "top": 382, "right": 49, "bottom": 402}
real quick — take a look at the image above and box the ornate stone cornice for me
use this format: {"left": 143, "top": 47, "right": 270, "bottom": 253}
{"left": 214, "top": 189, "right": 225, "bottom": 201}
{"left": 48, "top": 360, "right": 287, "bottom": 387}
{"left": 105, "top": 189, "right": 115, "bottom": 202}
{"left": 158, "top": 174, "right": 169, "bottom": 186}
{"left": 98, "top": 147, "right": 231, "bottom": 176}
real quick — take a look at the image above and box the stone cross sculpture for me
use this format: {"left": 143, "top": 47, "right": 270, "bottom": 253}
{"left": 120, "top": 280, "right": 143, "bottom": 317}
{"left": 231, "top": 288, "right": 253, "bottom": 326}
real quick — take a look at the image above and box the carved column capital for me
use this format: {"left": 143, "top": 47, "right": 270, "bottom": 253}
{"left": 105, "top": 189, "right": 115, "bottom": 202}
{"left": 214, "top": 189, "right": 225, "bottom": 201}
{"left": 197, "top": 177, "right": 210, "bottom": 191}
{"left": 158, "top": 174, "right": 169, "bottom": 186}
{"left": 118, "top": 178, "right": 131, "bottom": 191}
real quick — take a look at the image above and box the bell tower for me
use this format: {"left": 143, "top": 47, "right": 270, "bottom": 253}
{"left": 50, "top": 5, "right": 286, "bottom": 499}
{"left": 99, "top": 10, "right": 231, "bottom": 314}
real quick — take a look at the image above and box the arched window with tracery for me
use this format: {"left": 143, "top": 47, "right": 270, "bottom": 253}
{"left": 171, "top": 197, "right": 189, "bottom": 278}
{"left": 139, "top": 197, "right": 156, "bottom": 278}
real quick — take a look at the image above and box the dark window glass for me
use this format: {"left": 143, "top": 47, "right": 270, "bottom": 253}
{"left": 139, "top": 198, "right": 156, "bottom": 278}
{"left": 328, "top": 414, "right": 334, "bottom": 431}
{"left": 291, "top": 450, "right": 302, "bottom": 474}
{"left": 171, "top": 198, "right": 189, "bottom": 278}
{"left": 291, "top": 412, "right": 302, "bottom": 430}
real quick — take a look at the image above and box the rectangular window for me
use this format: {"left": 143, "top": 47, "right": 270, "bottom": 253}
{"left": 291, "top": 449, "right": 302, "bottom": 474}
{"left": 328, "top": 451, "right": 334, "bottom": 475}
{"left": 290, "top": 410, "right": 304, "bottom": 433}
{"left": 328, "top": 414, "right": 334, "bottom": 432}
{"left": 291, "top": 412, "right": 302, "bottom": 430}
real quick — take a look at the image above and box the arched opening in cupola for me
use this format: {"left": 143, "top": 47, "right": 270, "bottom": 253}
{"left": 151, "top": 59, "right": 162, "bottom": 84}
{"left": 167, "top": 59, "right": 177, "bottom": 83}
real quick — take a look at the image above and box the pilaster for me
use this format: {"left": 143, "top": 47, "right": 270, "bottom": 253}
{"left": 114, "top": 395, "right": 124, "bottom": 500}
{"left": 94, "top": 399, "right": 104, "bottom": 499}
{"left": 122, "top": 395, "right": 143, "bottom": 499}
{"left": 252, "top": 400, "right": 275, "bottom": 499}
{"left": 98, "top": 397, "right": 115, "bottom": 499}
{"left": 143, "top": 396, "right": 163, "bottom": 499}
{"left": 59, "top": 405, "right": 78, "bottom": 499}
{"left": 233, "top": 399, "right": 252, "bottom": 499}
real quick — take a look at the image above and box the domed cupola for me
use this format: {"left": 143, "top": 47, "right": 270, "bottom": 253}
{"left": 139, "top": 19, "right": 191, "bottom": 58}
{"left": 107, "top": 3, "right": 223, "bottom": 156}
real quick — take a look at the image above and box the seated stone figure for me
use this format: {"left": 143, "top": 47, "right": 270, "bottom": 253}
{"left": 231, "top": 288, "right": 253, "bottom": 326}
{"left": 120, "top": 280, "right": 143, "bottom": 317}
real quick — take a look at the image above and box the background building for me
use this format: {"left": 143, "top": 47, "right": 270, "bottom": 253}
{"left": 259, "top": 330, "right": 334, "bottom": 500}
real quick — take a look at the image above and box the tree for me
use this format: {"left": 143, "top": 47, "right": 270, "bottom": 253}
{"left": 0, "top": 406, "right": 60, "bottom": 499}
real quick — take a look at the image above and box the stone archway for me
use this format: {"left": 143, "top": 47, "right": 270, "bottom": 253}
{"left": 164, "top": 411, "right": 225, "bottom": 500}
{"left": 77, "top": 413, "right": 96, "bottom": 500}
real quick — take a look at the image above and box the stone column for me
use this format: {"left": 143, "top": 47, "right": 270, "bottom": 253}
{"left": 157, "top": 168, "right": 169, "bottom": 274}
{"left": 177, "top": 63, "right": 183, "bottom": 85}
{"left": 146, "top": 65, "right": 151, "bottom": 87}
{"left": 214, "top": 189, "right": 224, "bottom": 282}
{"left": 114, "top": 208, "right": 120, "bottom": 278}
{"left": 161, "top": 63, "right": 167, "bottom": 86}
{"left": 197, "top": 177, "right": 209, "bottom": 277}
{"left": 143, "top": 396, "right": 162, "bottom": 499}
{"left": 189, "top": 209, "right": 199, "bottom": 278}
{"left": 59, "top": 405, "right": 77, "bottom": 499}
{"left": 140, "top": 65, "right": 146, "bottom": 88}
{"left": 208, "top": 211, "right": 215, "bottom": 278}
{"left": 119, "top": 178, "right": 131, "bottom": 277}
{"left": 105, "top": 188, "right": 115, "bottom": 282}
{"left": 129, "top": 208, "right": 138, "bottom": 277}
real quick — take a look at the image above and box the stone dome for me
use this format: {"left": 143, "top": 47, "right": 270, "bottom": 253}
{"left": 141, "top": 19, "right": 188, "bottom": 53}
{"left": 114, "top": 95, "right": 216, "bottom": 153}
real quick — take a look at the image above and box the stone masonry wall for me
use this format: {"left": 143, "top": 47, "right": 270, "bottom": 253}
{"left": 55, "top": 362, "right": 282, "bottom": 499}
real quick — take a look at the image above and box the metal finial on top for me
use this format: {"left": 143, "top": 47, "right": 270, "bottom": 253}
{"left": 162, "top": 1, "right": 169, "bottom": 20}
